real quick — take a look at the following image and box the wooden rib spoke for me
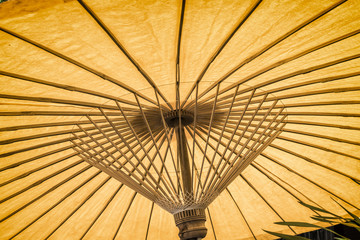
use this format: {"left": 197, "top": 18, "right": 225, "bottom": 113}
{"left": 185, "top": 0, "right": 348, "bottom": 108}
{"left": 181, "top": 0, "right": 262, "bottom": 108}
{"left": 0, "top": 27, "right": 157, "bottom": 107}
{"left": 77, "top": 0, "right": 172, "bottom": 110}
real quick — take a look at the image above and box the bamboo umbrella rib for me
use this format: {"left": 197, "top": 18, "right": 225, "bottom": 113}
{"left": 0, "top": 164, "right": 94, "bottom": 223}
{"left": 261, "top": 153, "right": 360, "bottom": 210}
{"left": 286, "top": 120, "right": 360, "bottom": 131}
{"left": 194, "top": 101, "right": 359, "bottom": 118}
{"left": 257, "top": 72, "right": 360, "bottom": 100}
{"left": 77, "top": 0, "right": 172, "bottom": 110}
{"left": 184, "top": 128, "right": 204, "bottom": 196}
{"left": 0, "top": 159, "right": 85, "bottom": 204}
{"left": 215, "top": 118, "right": 286, "bottom": 195}
{"left": 205, "top": 89, "right": 256, "bottom": 174}
{"left": 8, "top": 169, "right": 104, "bottom": 239}
{"left": 113, "top": 148, "right": 171, "bottom": 239}
{"left": 72, "top": 141, "right": 134, "bottom": 189}
{"left": 204, "top": 58, "right": 359, "bottom": 110}
{"left": 206, "top": 208, "right": 218, "bottom": 240}
{"left": 204, "top": 105, "right": 281, "bottom": 195}
{"left": 0, "top": 111, "right": 122, "bottom": 116}
{"left": 99, "top": 108, "right": 174, "bottom": 201}
{"left": 277, "top": 135, "right": 360, "bottom": 161}
{"left": 190, "top": 121, "right": 325, "bottom": 225}
{"left": 192, "top": 49, "right": 360, "bottom": 109}
{"left": 78, "top": 130, "right": 175, "bottom": 239}
{"left": 184, "top": 127, "right": 204, "bottom": 185}
{"left": 218, "top": 28, "right": 358, "bottom": 96}
{"left": 248, "top": 163, "right": 322, "bottom": 217}
{"left": 184, "top": 126, "right": 217, "bottom": 198}
{"left": 74, "top": 127, "right": 119, "bottom": 169}
{"left": 133, "top": 96, "right": 180, "bottom": 202}
{"left": 115, "top": 100, "right": 177, "bottom": 194}
{"left": 192, "top": 122, "right": 284, "bottom": 195}
{"left": 216, "top": 53, "right": 360, "bottom": 102}
{"left": 44, "top": 176, "right": 112, "bottom": 239}
{"left": 84, "top": 114, "right": 165, "bottom": 200}
{"left": 278, "top": 101, "right": 360, "bottom": 109}
{"left": 181, "top": 0, "right": 262, "bottom": 108}
{"left": 74, "top": 146, "right": 158, "bottom": 202}
{"left": 0, "top": 122, "right": 76, "bottom": 132}
{"left": 185, "top": 123, "right": 276, "bottom": 199}
{"left": 185, "top": 0, "right": 347, "bottom": 108}
{"left": 214, "top": 111, "right": 358, "bottom": 130}
{"left": 72, "top": 137, "right": 121, "bottom": 170}
{"left": 154, "top": 92, "right": 180, "bottom": 192}
{"left": 0, "top": 122, "right": 134, "bottom": 158}
{"left": 153, "top": 130, "right": 182, "bottom": 199}
{"left": 0, "top": 145, "right": 73, "bottom": 171}
{"left": 72, "top": 126, "right": 152, "bottom": 161}
{"left": 213, "top": 78, "right": 360, "bottom": 110}
{"left": 80, "top": 184, "right": 124, "bottom": 239}
{"left": 196, "top": 79, "right": 360, "bottom": 115}
{"left": 0, "top": 71, "right": 142, "bottom": 107}
{"left": 353, "top": 179, "right": 360, "bottom": 185}
{"left": 225, "top": 189, "right": 257, "bottom": 240}
{"left": 284, "top": 112, "right": 360, "bottom": 117}
{"left": 252, "top": 161, "right": 330, "bottom": 211}
{"left": 195, "top": 84, "right": 221, "bottom": 200}
{"left": 145, "top": 202, "right": 155, "bottom": 240}
{"left": 269, "top": 144, "right": 359, "bottom": 181}
{"left": 0, "top": 27, "right": 158, "bottom": 107}
{"left": 189, "top": 84, "right": 200, "bottom": 190}
{"left": 209, "top": 93, "right": 268, "bottom": 192}
{"left": 209, "top": 117, "right": 360, "bottom": 149}
{"left": 215, "top": 117, "right": 359, "bottom": 132}
{"left": 112, "top": 192, "right": 137, "bottom": 240}
{"left": 282, "top": 128, "right": 360, "bottom": 146}
{"left": 240, "top": 174, "right": 297, "bottom": 234}
{"left": 230, "top": 110, "right": 285, "bottom": 180}
{"left": 265, "top": 87, "right": 360, "bottom": 102}
{"left": 0, "top": 152, "right": 77, "bottom": 188}
{"left": 198, "top": 120, "right": 284, "bottom": 149}
{"left": 72, "top": 125, "right": 165, "bottom": 185}
{"left": 204, "top": 122, "right": 360, "bottom": 182}
{"left": 0, "top": 123, "right": 116, "bottom": 145}
{"left": 0, "top": 93, "right": 119, "bottom": 110}
{"left": 200, "top": 85, "right": 240, "bottom": 195}
{"left": 96, "top": 112, "right": 152, "bottom": 173}
{"left": 0, "top": 117, "right": 124, "bottom": 132}
{"left": 175, "top": 0, "right": 185, "bottom": 109}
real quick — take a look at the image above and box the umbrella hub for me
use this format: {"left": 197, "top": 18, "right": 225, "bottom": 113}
{"left": 174, "top": 209, "right": 207, "bottom": 240}
{"left": 164, "top": 109, "right": 194, "bottom": 128}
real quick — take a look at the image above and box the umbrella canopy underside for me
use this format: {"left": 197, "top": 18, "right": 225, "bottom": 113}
{"left": 0, "top": 0, "right": 360, "bottom": 239}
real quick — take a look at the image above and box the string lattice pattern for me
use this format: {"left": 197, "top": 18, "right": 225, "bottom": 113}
{"left": 71, "top": 83, "right": 287, "bottom": 213}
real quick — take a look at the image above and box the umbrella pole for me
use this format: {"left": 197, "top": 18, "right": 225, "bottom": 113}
{"left": 175, "top": 126, "right": 192, "bottom": 196}
{"left": 174, "top": 125, "right": 207, "bottom": 240}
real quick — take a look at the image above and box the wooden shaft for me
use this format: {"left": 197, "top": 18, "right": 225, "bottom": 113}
{"left": 175, "top": 126, "right": 192, "bottom": 195}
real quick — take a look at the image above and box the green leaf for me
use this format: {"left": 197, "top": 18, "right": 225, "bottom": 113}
{"left": 332, "top": 198, "right": 360, "bottom": 225}
{"left": 298, "top": 201, "right": 338, "bottom": 216}
{"left": 274, "top": 221, "right": 349, "bottom": 239}
{"left": 274, "top": 221, "right": 321, "bottom": 228}
{"left": 312, "top": 215, "right": 345, "bottom": 220}
{"left": 310, "top": 216, "right": 338, "bottom": 223}
{"left": 263, "top": 230, "right": 310, "bottom": 240}
{"left": 341, "top": 222, "right": 360, "bottom": 231}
